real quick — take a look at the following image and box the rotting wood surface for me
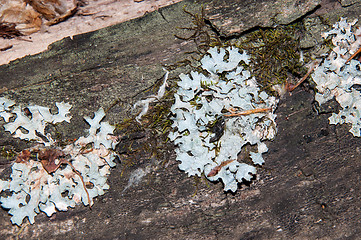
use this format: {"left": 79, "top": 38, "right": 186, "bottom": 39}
{"left": 0, "top": 0, "right": 361, "bottom": 239}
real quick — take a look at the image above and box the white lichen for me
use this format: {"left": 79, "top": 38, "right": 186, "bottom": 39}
{"left": 3, "top": 102, "right": 71, "bottom": 145}
{"left": 312, "top": 18, "right": 361, "bottom": 136}
{"left": 0, "top": 97, "right": 15, "bottom": 122}
{"left": 0, "top": 99, "right": 118, "bottom": 226}
{"left": 133, "top": 69, "right": 169, "bottom": 123}
{"left": 169, "top": 47, "right": 278, "bottom": 192}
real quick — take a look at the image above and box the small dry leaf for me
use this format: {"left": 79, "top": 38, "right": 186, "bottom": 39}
{"left": 0, "top": 0, "right": 42, "bottom": 35}
{"left": 15, "top": 149, "right": 31, "bottom": 163}
{"left": 0, "top": 22, "right": 22, "bottom": 38}
{"left": 0, "top": 0, "right": 78, "bottom": 36}
{"left": 37, "top": 148, "right": 64, "bottom": 173}
{"left": 25, "top": 0, "right": 68, "bottom": 20}
{"left": 37, "top": 147, "right": 91, "bottom": 207}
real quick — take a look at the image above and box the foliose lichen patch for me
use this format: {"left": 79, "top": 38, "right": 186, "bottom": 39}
{"left": 168, "top": 46, "right": 278, "bottom": 192}
{"left": 0, "top": 98, "right": 118, "bottom": 226}
{"left": 312, "top": 18, "right": 361, "bottom": 136}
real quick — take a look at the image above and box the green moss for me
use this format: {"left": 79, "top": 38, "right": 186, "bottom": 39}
{"left": 115, "top": 78, "right": 177, "bottom": 171}
{"left": 174, "top": 6, "right": 312, "bottom": 95}
{"left": 113, "top": 8, "right": 314, "bottom": 179}
{"left": 236, "top": 23, "right": 309, "bottom": 94}
{"left": 0, "top": 146, "right": 17, "bottom": 160}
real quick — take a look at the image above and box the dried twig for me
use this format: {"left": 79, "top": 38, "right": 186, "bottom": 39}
{"left": 60, "top": 159, "right": 92, "bottom": 208}
{"left": 15, "top": 222, "right": 29, "bottom": 240}
{"left": 223, "top": 107, "right": 272, "bottom": 117}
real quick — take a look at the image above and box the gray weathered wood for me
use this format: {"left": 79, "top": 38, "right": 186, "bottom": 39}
{"left": 0, "top": 0, "right": 360, "bottom": 239}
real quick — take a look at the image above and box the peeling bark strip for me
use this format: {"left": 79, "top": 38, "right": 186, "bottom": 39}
{"left": 0, "top": 45, "right": 13, "bottom": 51}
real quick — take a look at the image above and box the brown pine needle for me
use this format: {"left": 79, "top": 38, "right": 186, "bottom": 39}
{"left": 223, "top": 107, "right": 272, "bottom": 117}
{"left": 207, "top": 159, "right": 235, "bottom": 177}
{"left": 288, "top": 60, "right": 319, "bottom": 92}
{"left": 345, "top": 47, "right": 361, "bottom": 64}
{"left": 63, "top": 159, "right": 92, "bottom": 209}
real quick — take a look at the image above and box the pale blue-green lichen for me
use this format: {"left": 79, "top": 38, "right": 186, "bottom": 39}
{"left": 312, "top": 18, "right": 361, "bottom": 136}
{"left": 0, "top": 98, "right": 118, "bottom": 226}
{"left": 169, "top": 47, "right": 278, "bottom": 192}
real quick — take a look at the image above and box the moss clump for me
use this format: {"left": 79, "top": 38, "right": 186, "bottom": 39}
{"left": 174, "top": 6, "right": 311, "bottom": 95}
{"left": 115, "top": 77, "right": 176, "bottom": 174}
{"left": 235, "top": 23, "right": 309, "bottom": 94}
{"left": 0, "top": 146, "right": 17, "bottom": 160}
